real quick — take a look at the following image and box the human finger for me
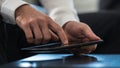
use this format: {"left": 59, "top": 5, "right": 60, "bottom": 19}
{"left": 48, "top": 18, "right": 68, "bottom": 45}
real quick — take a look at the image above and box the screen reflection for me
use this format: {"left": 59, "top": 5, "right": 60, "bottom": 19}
{"left": 19, "top": 62, "right": 37, "bottom": 68}
{"left": 18, "top": 55, "right": 97, "bottom": 67}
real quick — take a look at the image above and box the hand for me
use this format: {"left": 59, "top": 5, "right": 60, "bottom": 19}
{"left": 15, "top": 4, "right": 68, "bottom": 45}
{"left": 63, "top": 21, "right": 101, "bottom": 55}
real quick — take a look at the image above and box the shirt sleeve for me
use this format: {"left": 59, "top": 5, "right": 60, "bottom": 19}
{"left": 40, "top": 0, "right": 80, "bottom": 27}
{"left": 0, "top": 0, "right": 28, "bottom": 24}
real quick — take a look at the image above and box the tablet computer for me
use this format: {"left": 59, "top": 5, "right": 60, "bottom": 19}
{"left": 21, "top": 40, "right": 103, "bottom": 51}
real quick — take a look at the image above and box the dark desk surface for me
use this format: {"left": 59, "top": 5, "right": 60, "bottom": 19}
{"left": 1, "top": 54, "right": 120, "bottom": 68}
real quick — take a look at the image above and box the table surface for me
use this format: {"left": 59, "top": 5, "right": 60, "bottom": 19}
{"left": 1, "top": 54, "right": 120, "bottom": 68}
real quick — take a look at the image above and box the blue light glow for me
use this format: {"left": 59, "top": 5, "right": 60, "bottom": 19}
{"left": 19, "top": 62, "right": 32, "bottom": 67}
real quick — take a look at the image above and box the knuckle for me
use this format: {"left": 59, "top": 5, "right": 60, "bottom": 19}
{"left": 26, "top": 18, "right": 39, "bottom": 24}
{"left": 22, "top": 22, "right": 29, "bottom": 27}
{"left": 38, "top": 18, "right": 47, "bottom": 25}
{"left": 27, "top": 18, "right": 37, "bottom": 23}
{"left": 39, "top": 16, "right": 47, "bottom": 22}
{"left": 16, "top": 16, "right": 21, "bottom": 21}
{"left": 18, "top": 20, "right": 30, "bottom": 27}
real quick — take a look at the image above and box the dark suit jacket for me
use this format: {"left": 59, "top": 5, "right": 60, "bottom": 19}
{"left": 99, "top": 0, "right": 120, "bottom": 11}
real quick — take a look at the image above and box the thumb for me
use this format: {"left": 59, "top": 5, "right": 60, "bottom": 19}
{"left": 83, "top": 25, "right": 101, "bottom": 41}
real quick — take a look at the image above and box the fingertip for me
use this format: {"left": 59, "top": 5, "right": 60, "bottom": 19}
{"left": 84, "top": 26, "right": 101, "bottom": 41}
{"left": 63, "top": 40, "right": 69, "bottom": 46}
{"left": 87, "top": 33, "right": 101, "bottom": 41}
{"left": 27, "top": 39, "right": 34, "bottom": 44}
{"left": 93, "top": 35, "right": 102, "bottom": 41}
{"left": 96, "top": 36, "right": 102, "bottom": 40}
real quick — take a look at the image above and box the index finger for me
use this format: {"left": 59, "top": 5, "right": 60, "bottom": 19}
{"left": 48, "top": 19, "right": 68, "bottom": 45}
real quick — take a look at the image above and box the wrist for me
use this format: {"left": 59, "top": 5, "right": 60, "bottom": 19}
{"left": 62, "top": 21, "right": 79, "bottom": 29}
{"left": 15, "top": 4, "right": 30, "bottom": 18}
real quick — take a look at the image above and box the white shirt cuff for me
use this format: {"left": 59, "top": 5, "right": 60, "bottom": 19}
{"left": 49, "top": 7, "right": 80, "bottom": 26}
{"left": 1, "top": 0, "right": 28, "bottom": 24}
{"left": 41, "top": 0, "right": 80, "bottom": 27}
